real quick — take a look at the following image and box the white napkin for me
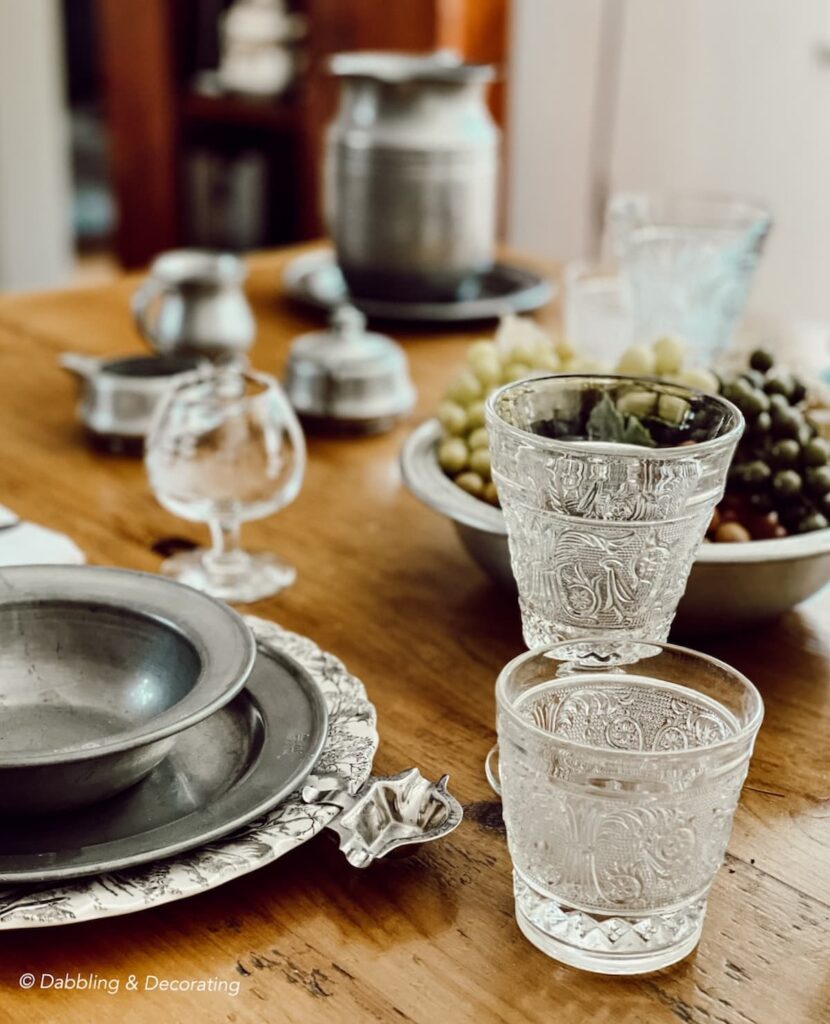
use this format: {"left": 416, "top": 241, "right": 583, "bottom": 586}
{"left": 0, "top": 504, "right": 85, "bottom": 566}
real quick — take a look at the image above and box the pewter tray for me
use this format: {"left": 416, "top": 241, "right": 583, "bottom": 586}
{"left": 0, "top": 644, "right": 328, "bottom": 883}
{"left": 282, "top": 248, "right": 555, "bottom": 324}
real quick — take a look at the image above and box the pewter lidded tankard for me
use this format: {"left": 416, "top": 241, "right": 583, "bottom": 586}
{"left": 325, "top": 51, "right": 499, "bottom": 302}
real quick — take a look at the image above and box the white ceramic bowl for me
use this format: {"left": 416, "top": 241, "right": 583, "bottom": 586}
{"left": 401, "top": 420, "right": 830, "bottom": 633}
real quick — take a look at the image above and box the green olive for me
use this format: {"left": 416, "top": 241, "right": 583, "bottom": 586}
{"left": 751, "top": 411, "right": 772, "bottom": 437}
{"left": 772, "top": 469, "right": 803, "bottom": 500}
{"left": 803, "top": 438, "right": 830, "bottom": 467}
{"left": 732, "top": 460, "right": 771, "bottom": 487}
{"left": 807, "top": 466, "right": 830, "bottom": 496}
{"left": 770, "top": 438, "right": 801, "bottom": 467}
{"left": 797, "top": 512, "right": 829, "bottom": 533}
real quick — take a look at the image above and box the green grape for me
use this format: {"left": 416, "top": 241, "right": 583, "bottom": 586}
{"left": 469, "top": 447, "right": 491, "bottom": 479}
{"left": 653, "top": 336, "right": 684, "bottom": 375}
{"left": 455, "top": 471, "right": 485, "bottom": 497}
{"left": 616, "top": 344, "right": 657, "bottom": 376}
{"left": 436, "top": 400, "right": 467, "bottom": 436}
{"left": 502, "top": 362, "right": 533, "bottom": 383}
{"left": 467, "top": 400, "right": 486, "bottom": 430}
{"left": 437, "top": 437, "right": 468, "bottom": 474}
{"left": 446, "top": 370, "right": 482, "bottom": 405}
{"left": 657, "top": 393, "right": 689, "bottom": 425}
{"left": 468, "top": 426, "right": 489, "bottom": 450}
{"left": 617, "top": 390, "right": 658, "bottom": 417}
{"left": 466, "top": 340, "right": 499, "bottom": 367}
{"left": 472, "top": 354, "right": 502, "bottom": 387}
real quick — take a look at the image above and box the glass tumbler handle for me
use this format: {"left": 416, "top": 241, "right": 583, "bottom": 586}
{"left": 484, "top": 743, "right": 501, "bottom": 796}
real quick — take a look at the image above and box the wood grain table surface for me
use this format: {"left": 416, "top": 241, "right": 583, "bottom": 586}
{"left": 0, "top": 246, "right": 826, "bottom": 1024}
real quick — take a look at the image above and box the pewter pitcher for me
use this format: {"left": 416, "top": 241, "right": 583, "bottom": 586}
{"left": 132, "top": 250, "right": 255, "bottom": 363}
{"left": 325, "top": 51, "right": 499, "bottom": 302}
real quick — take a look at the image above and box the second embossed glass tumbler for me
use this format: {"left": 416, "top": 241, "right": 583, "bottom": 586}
{"left": 486, "top": 375, "right": 743, "bottom": 648}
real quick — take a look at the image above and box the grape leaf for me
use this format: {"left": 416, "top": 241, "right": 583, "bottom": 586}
{"left": 586, "top": 393, "right": 655, "bottom": 447}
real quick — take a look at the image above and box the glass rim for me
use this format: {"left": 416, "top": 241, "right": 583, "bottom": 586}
{"left": 495, "top": 639, "right": 764, "bottom": 761}
{"left": 484, "top": 373, "right": 744, "bottom": 459}
{"left": 607, "top": 189, "right": 772, "bottom": 227}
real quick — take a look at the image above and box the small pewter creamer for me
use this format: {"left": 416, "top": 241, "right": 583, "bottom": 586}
{"left": 325, "top": 51, "right": 498, "bottom": 302}
{"left": 132, "top": 250, "right": 255, "bottom": 363}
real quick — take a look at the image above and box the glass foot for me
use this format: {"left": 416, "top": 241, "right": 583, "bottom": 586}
{"left": 160, "top": 549, "right": 296, "bottom": 603}
{"left": 513, "top": 875, "right": 705, "bottom": 975}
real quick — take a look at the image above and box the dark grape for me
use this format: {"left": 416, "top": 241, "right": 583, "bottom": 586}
{"left": 749, "top": 348, "right": 775, "bottom": 373}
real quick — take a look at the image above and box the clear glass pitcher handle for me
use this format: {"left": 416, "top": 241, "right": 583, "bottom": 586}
{"left": 484, "top": 743, "right": 501, "bottom": 796}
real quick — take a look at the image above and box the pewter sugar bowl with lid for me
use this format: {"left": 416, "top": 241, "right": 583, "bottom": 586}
{"left": 284, "top": 305, "right": 415, "bottom": 434}
{"left": 325, "top": 50, "right": 499, "bottom": 302}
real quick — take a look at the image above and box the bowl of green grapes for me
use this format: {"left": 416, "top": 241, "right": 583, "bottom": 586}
{"left": 401, "top": 319, "right": 830, "bottom": 633}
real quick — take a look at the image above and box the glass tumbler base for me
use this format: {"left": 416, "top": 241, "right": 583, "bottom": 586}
{"left": 514, "top": 876, "right": 705, "bottom": 975}
{"left": 160, "top": 549, "right": 296, "bottom": 603}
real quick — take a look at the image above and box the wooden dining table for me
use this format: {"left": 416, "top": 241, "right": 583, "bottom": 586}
{"left": 0, "top": 245, "right": 826, "bottom": 1024}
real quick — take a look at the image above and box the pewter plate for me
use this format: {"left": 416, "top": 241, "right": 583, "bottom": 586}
{"left": 282, "top": 248, "right": 555, "bottom": 323}
{"left": 0, "top": 639, "right": 327, "bottom": 884}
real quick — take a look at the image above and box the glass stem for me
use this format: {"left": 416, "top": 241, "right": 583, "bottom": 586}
{"left": 205, "top": 518, "right": 249, "bottom": 575}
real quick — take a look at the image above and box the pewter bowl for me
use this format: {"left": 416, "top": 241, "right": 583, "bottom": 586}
{"left": 0, "top": 565, "right": 256, "bottom": 814}
{"left": 401, "top": 420, "right": 830, "bottom": 633}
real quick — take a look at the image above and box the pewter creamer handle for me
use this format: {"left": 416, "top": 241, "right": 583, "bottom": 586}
{"left": 302, "top": 767, "right": 463, "bottom": 868}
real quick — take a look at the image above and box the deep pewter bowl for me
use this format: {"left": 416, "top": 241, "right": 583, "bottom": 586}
{"left": 0, "top": 565, "right": 256, "bottom": 814}
{"left": 401, "top": 420, "right": 830, "bottom": 633}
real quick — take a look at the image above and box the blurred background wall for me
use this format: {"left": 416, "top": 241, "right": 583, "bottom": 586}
{"left": 0, "top": 0, "right": 828, "bottom": 330}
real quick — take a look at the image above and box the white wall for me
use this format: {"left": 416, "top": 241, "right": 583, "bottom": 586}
{"left": 507, "top": 0, "right": 830, "bottom": 323}
{"left": 0, "top": 0, "right": 73, "bottom": 291}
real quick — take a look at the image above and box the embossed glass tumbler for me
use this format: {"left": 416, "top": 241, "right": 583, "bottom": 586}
{"left": 496, "top": 641, "right": 763, "bottom": 974}
{"left": 486, "top": 375, "right": 743, "bottom": 649}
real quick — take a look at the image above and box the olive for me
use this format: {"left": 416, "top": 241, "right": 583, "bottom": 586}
{"left": 768, "top": 393, "right": 790, "bottom": 414}
{"left": 803, "top": 438, "right": 830, "bottom": 467}
{"left": 722, "top": 378, "right": 753, "bottom": 406}
{"left": 764, "top": 371, "right": 795, "bottom": 400}
{"left": 791, "top": 379, "right": 807, "bottom": 404}
{"left": 772, "top": 469, "right": 803, "bottom": 500}
{"left": 743, "top": 388, "right": 770, "bottom": 417}
{"left": 751, "top": 411, "right": 772, "bottom": 438}
{"left": 748, "top": 491, "right": 775, "bottom": 514}
{"left": 771, "top": 406, "right": 805, "bottom": 439}
{"left": 750, "top": 348, "right": 775, "bottom": 373}
{"left": 741, "top": 368, "right": 766, "bottom": 389}
{"left": 769, "top": 438, "right": 801, "bottom": 468}
{"left": 797, "top": 512, "right": 829, "bottom": 534}
{"left": 734, "top": 460, "right": 772, "bottom": 487}
{"left": 807, "top": 465, "right": 830, "bottom": 496}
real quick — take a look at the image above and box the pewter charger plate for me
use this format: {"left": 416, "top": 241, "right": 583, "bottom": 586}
{"left": 0, "top": 640, "right": 328, "bottom": 884}
{"left": 282, "top": 248, "right": 555, "bottom": 323}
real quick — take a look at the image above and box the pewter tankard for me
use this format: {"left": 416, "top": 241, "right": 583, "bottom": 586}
{"left": 132, "top": 250, "right": 255, "bottom": 363}
{"left": 325, "top": 51, "right": 498, "bottom": 302}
